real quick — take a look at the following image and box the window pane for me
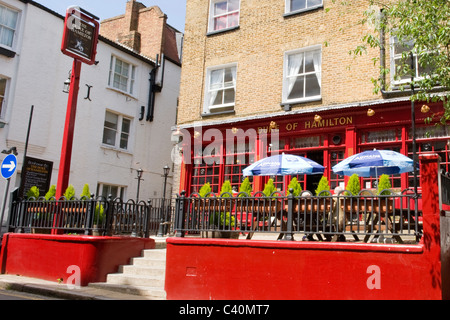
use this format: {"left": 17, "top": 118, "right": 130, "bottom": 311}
{"left": 104, "top": 112, "right": 118, "bottom": 129}
{"left": 121, "top": 118, "right": 130, "bottom": 134}
{"left": 120, "top": 132, "right": 129, "bottom": 149}
{"left": 291, "top": 0, "right": 306, "bottom": 11}
{"left": 308, "top": 0, "right": 322, "bottom": 6}
{"left": 103, "top": 128, "right": 116, "bottom": 145}
{"left": 228, "top": 12, "right": 239, "bottom": 28}
{"left": 214, "top": 1, "right": 227, "bottom": 15}
{"left": 223, "top": 88, "right": 235, "bottom": 104}
{"left": 0, "top": 78, "right": 6, "bottom": 95}
{"left": 288, "top": 76, "right": 304, "bottom": 100}
{"left": 229, "top": 0, "right": 240, "bottom": 11}
{"left": 212, "top": 90, "right": 223, "bottom": 105}
{"left": 305, "top": 73, "right": 321, "bottom": 97}
{"left": 214, "top": 15, "right": 227, "bottom": 30}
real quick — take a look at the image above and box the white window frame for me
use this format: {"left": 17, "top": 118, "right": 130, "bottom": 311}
{"left": 102, "top": 110, "right": 133, "bottom": 151}
{"left": 0, "top": 76, "right": 8, "bottom": 119}
{"left": 203, "top": 63, "right": 237, "bottom": 114}
{"left": 390, "top": 36, "right": 434, "bottom": 86}
{"left": 108, "top": 55, "right": 137, "bottom": 96}
{"left": 283, "top": 45, "right": 322, "bottom": 104}
{"left": 208, "top": 0, "right": 240, "bottom": 33}
{"left": 285, "top": 0, "right": 323, "bottom": 15}
{"left": 97, "top": 183, "right": 126, "bottom": 200}
{"left": 0, "top": 3, "right": 19, "bottom": 50}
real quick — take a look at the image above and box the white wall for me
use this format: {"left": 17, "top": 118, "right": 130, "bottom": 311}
{"left": 0, "top": 1, "right": 180, "bottom": 211}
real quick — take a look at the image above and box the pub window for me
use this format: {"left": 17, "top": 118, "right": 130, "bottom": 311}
{"left": 361, "top": 129, "right": 399, "bottom": 144}
{"left": 283, "top": 46, "right": 322, "bottom": 104}
{"left": 291, "top": 136, "right": 321, "bottom": 149}
{"left": 108, "top": 56, "right": 136, "bottom": 95}
{"left": 285, "top": 0, "right": 323, "bottom": 15}
{"left": 208, "top": 0, "right": 240, "bottom": 33}
{"left": 390, "top": 36, "right": 435, "bottom": 85}
{"left": 191, "top": 145, "right": 222, "bottom": 194}
{"left": 225, "top": 140, "right": 255, "bottom": 191}
{"left": 102, "top": 111, "right": 132, "bottom": 151}
{"left": 204, "top": 64, "right": 237, "bottom": 115}
{"left": 0, "top": 4, "right": 19, "bottom": 49}
{"left": 0, "top": 77, "right": 6, "bottom": 119}
{"left": 97, "top": 183, "right": 126, "bottom": 199}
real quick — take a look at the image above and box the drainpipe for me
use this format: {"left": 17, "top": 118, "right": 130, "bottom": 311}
{"left": 146, "top": 54, "right": 166, "bottom": 122}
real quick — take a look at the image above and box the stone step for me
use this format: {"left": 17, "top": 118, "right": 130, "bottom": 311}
{"left": 89, "top": 282, "right": 166, "bottom": 300}
{"left": 142, "top": 249, "right": 167, "bottom": 259}
{"left": 88, "top": 247, "right": 167, "bottom": 299}
{"left": 118, "top": 265, "right": 165, "bottom": 277}
{"left": 106, "top": 272, "right": 165, "bottom": 288}
{"left": 130, "top": 256, "right": 166, "bottom": 268}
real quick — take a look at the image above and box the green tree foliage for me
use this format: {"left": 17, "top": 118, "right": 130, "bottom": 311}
{"left": 346, "top": 174, "right": 361, "bottom": 196}
{"left": 287, "top": 177, "right": 302, "bottom": 196}
{"left": 262, "top": 178, "right": 277, "bottom": 197}
{"left": 238, "top": 177, "right": 253, "bottom": 197}
{"left": 220, "top": 180, "right": 232, "bottom": 197}
{"left": 377, "top": 174, "right": 392, "bottom": 195}
{"left": 26, "top": 186, "right": 40, "bottom": 199}
{"left": 64, "top": 184, "right": 76, "bottom": 200}
{"left": 80, "top": 184, "right": 91, "bottom": 199}
{"left": 44, "top": 185, "right": 56, "bottom": 200}
{"left": 315, "top": 176, "right": 331, "bottom": 196}
{"left": 199, "top": 182, "right": 212, "bottom": 197}
{"left": 328, "top": 0, "right": 450, "bottom": 123}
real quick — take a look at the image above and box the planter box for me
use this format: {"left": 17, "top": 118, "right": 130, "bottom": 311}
{"left": 0, "top": 233, "right": 155, "bottom": 286}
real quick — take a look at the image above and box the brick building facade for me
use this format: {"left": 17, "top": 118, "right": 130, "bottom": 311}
{"left": 101, "top": 0, "right": 183, "bottom": 64}
{"left": 174, "top": 0, "right": 447, "bottom": 196}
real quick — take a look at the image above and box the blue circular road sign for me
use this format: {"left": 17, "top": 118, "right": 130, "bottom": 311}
{"left": 1, "top": 154, "right": 17, "bottom": 179}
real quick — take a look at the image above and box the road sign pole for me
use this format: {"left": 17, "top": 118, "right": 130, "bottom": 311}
{"left": 0, "top": 178, "right": 10, "bottom": 235}
{"left": 55, "top": 59, "right": 82, "bottom": 200}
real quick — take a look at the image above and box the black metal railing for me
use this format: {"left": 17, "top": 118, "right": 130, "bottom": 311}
{"left": 441, "top": 172, "right": 450, "bottom": 205}
{"left": 174, "top": 189, "right": 423, "bottom": 243}
{"left": 6, "top": 188, "right": 174, "bottom": 237}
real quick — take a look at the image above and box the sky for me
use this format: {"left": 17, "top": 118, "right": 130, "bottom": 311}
{"left": 34, "top": 0, "right": 187, "bottom": 32}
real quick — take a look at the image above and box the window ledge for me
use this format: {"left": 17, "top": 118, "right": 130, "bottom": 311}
{"left": 201, "top": 109, "right": 236, "bottom": 117}
{"left": 101, "top": 144, "right": 133, "bottom": 155}
{"left": 106, "top": 86, "right": 138, "bottom": 100}
{"left": 283, "top": 5, "right": 323, "bottom": 18}
{"left": 281, "top": 97, "right": 322, "bottom": 111}
{"left": 207, "top": 25, "right": 240, "bottom": 37}
{"left": 0, "top": 47, "right": 16, "bottom": 58}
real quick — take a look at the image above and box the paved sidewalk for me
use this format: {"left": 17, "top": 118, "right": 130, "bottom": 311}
{"left": 0, "top": 274, "right": 155, "bottom": 300}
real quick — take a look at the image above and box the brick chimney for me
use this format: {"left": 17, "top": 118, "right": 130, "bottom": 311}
{"left": 118, "top": 0, "right": 146, "bottom": 52}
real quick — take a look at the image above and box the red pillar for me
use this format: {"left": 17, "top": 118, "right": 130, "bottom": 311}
{"left": 56, "top": 59, "right": 82, "bottom": 199}
{"left": 419, "top": 153, "right": 443, "bottom": 299}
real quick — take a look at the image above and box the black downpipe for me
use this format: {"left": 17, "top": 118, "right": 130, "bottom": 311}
{"left": 146, "top": 54, "right": 165, "bottom": 122}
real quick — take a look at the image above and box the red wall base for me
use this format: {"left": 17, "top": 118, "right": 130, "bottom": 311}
{"left": 165, "top": 238, "right": 444, "bottom": 300}
{"left": 0, "top": 233, "right": 155, "bottom": 286}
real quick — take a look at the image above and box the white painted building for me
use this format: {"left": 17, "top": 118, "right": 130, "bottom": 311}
{"left": 0, "top": 0, "right": 181, "bottom": 215}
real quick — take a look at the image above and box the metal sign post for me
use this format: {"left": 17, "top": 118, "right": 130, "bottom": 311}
{"left": 0, "top": 154, "right": 17, "bottom": 235}
{"left": 57, "top": 7, "right": 99, "bottom": 199}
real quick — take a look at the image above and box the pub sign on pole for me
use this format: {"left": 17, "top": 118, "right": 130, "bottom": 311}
{"left": 61, "top": 6, "right": 99, "bottom": 65}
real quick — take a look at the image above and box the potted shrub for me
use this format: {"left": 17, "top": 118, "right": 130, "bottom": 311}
{"left": 64, "top": 184, "right": 76, "bottom": 200}
{"left": 314, "top": 176, "right": 332, "bottom": 213}
{"left": 92, "top": 203, "right": 105, "bottom": 236}
{"left": 238, "top": 177, "right": 252, "bottom": 197}
{"left": 376, "top": 174, "right": 394, "bottom": 213}
{"left": 195, "top": 182, "right": 212, "bottom": 213}
{"left": 79, "top": 184, "right": 91, "bottom": 199}
{"left": 208, "top": 211, "right": 238, "bottom": 239}
{"left": 261, "top": 178, "right": 281, "bottom": 223}
{"left": 286, "top": 177, "right": 303, "bottom": 213}
{"left": 219, "top": 180, "right": 233, "bottom": 212}
{"left": 343, "top": 174, "right": 361, "bottom": 213}
{"left": 44, "top": 185, "right": 56, "bottom": 201}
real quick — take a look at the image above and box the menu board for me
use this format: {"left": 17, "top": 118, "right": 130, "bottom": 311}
{"left": 19, "top": 157, "right": 53, "bottom": 198}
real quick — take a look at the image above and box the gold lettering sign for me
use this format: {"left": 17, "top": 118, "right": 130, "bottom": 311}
{"left": 304, "top": 117, "right": 353, "bottom": 129}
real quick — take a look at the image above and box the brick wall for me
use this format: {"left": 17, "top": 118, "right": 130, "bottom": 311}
{"left": 100, "top": 1, "right": 166, "bottom": 61}
{"left": 177, "top": 0, "right": 384, "bottom": 126}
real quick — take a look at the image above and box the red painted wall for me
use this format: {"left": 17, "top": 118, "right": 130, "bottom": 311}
{"left": 165, "top": 238, "right": 439, "bottom": 300}
{"left": 165, "top": 154, "right": 448, "bottom": 300}
{"left": 0, "top": 234, "right": 154, "bottom": 286}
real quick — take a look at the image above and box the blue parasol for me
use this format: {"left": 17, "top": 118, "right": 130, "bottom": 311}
{"left": 332, "top": 149, "right": 416, "bottom": 178}
{"left": 243, "top": 153, "right": 324, "bottom": 177}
